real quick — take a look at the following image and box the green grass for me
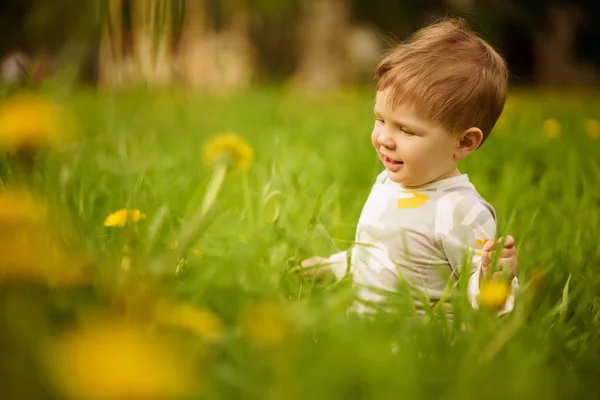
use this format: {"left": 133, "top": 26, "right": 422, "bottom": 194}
{"left": 1, "top": 87, "right": 600, "bottom": 399}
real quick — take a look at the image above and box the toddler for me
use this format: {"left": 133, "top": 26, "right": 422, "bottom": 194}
{"left": 301, "top": 18, "right": 519, "bottom": 315}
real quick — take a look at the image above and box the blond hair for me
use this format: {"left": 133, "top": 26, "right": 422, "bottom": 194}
{"left": 376, "top": 18, "right": 508, "bottom": 143}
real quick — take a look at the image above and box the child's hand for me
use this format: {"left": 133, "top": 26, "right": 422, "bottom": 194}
{"left": 297, "top": 256, "right": 331, "bottom": 279}
{"left": 481, "top": 235, "right": 518, "bottom": 282}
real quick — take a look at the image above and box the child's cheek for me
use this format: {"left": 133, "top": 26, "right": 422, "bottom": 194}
{"left": 371, "top": 130, "right": 380, "bottom": 150}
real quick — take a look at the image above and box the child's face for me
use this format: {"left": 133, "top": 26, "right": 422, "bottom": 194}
{"left": 372, "top": 89, "right": 460, "bottom": 187}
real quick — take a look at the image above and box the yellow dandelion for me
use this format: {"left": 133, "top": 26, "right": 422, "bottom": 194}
{"left": 543, "top": 118, "right": 561, "bottom": 139}
{"left": 0, "top": 190, "right": 89, "bottom": 286}
{"left": 0, "top": 188, "right": 46, "bottom": 225}
{"left": 241, "top": 301, "right": 291, "bottom": 345}
{"left": 153, "top": 299, "right": 224, "bottom": 341}
{"left": 585, "top": 119, "right": 600, "bottom": 140}
{"left": 191, "top": 248, "right": 203, "bottom": 257}
{"left": 0, "top": 94, "right": 76, "bottom": 152}
{"left": 203, "top": 133, "right": 254, "bottom": 174}
{"left": 478, "top": 280, "right": 511, "bottom": 310}
{"left": 0, "top": 228, "right": 90, "bottom": 286}
{"left": 49, "top": 317, "right": 195, "bottom": 400}
{"left": 104, "top": 209, "right": 146, "bottom": 227}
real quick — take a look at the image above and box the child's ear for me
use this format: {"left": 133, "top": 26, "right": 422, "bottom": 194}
{"left": 455, "top": 127, "right": 483, "bottom": 160}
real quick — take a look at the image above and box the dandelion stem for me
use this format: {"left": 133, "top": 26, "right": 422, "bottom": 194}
{"left": 200, "top": 163, "right": 227, "bottom": 219}
{"left": 154, "top": 163, "right": 228, "bottom": 273}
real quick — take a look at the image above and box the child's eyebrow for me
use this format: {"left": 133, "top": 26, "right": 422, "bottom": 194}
{"left": 373, "top": 108, "right": 388, "bottom": 119}
{"left": 372, "top": 108, "right": 422, "bottom": 134}
{"left": 391, "top": 117, "right": 421, "bottom": 134}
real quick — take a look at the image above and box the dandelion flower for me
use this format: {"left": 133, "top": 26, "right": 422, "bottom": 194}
{"left": 0, "top": 188, "right": 46, "bottom": 225}
{"left": 0, "top": 94, "right": 76, "bottom": 152}
{"left": 0, "top": 192, "right": 89, "bottom": 286}
{"left": 104, "top": 209, "right": 146, "bottom": 227}
{"left": 0, "top": 189, "right": 88, "bottom": 286}
{"left": 154, "top": 300, "right": 224, "bottom": 341}
{"left": 191, "top": 248, "right": 203, "bottom": 257}
{"left": 49, "top": 318, "right": 195, "bottom": 400}
{"left": 203, "top": 133, "right": 254, "bottom": 174}
{"left": 0, "top": 228, "right": 89, "bottom": 286}
{"left": 241, "top": 301, "right": 291, "bottom": 345}
{"left": 478, "top": 280, "right": 511, "bottom": 310}
{"left": 543, "top": 118, "right": 561, "bottom": 139}
{"left": 585, "top": 119, "right": 599, "bottom": 140}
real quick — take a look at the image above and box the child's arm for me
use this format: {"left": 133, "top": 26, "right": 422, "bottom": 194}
{"left": 438, "top": 198, "right": 518, "bottom": 313}
{"left": 470, "top": 236, "right": 520, "bottom": 314}
{"left": 467, "top": 263, "right": 519, "bottom": 314}
{"left": 299, "top": 250, "right": 351, "bottom": 280}
{"left": 481, "top": 236, "right": 518, "bottom": 281}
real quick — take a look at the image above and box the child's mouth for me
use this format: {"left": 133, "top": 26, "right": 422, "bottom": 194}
{"left": 383, "top": 155, "right": 404, "bottom": 171}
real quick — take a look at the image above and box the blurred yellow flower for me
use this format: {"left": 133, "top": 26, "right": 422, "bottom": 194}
{"left": 154, "top": 299, "right": 224, "bottom": 341}
{"left": 241, "top": 301, "right": 291, "bottom": 345}
{"left": 585, "top": 119, "right": 599, "bottom": 140}
{"left": 478, "top": 280, "right": 511, "bottom": 310}
{"left": 0, "top": 189, "right": 89, "bottom": 286}
{"left": 0, "top": 188, "right": 46, "bottom": 225}
{"left": 0, "top": 94, "right": 76, "bottom": 152}
{"left": 0, "top": 228, "right": 90, "bottom": 286}
{"left": 192, "top": 248, "right": 203, "bottom": 257}
{"left": 104, "top": 209, "right": 146, "bottom": 227}
{"left": 543, "top": 118, "right": 561, "bottom": 139}
{"left": 203, "top": 133, "right": 254, "bottom": 174}
{"left": 50, "top": 318, "right": 194, "bottom": 400}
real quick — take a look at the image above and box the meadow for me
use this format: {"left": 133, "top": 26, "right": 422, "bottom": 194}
{"left": 0, "top": 86, "right": 599, "bottom": 399}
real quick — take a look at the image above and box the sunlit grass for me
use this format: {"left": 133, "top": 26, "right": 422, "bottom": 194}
{"left": 0, "top": 87, "right": 599, "bottom": 399}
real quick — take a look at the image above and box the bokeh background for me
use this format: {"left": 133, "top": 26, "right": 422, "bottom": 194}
{"left": 2, "top": 0, "right": 600, "bottom": 90}
{"left": 1, "top": 2, "right": 599, "bottom": 400}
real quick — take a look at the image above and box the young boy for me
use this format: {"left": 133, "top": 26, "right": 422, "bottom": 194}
{"left": 301, "top": 18, "right": 519, "bottom": 315}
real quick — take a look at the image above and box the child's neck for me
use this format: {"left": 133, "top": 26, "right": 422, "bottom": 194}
{"left": 424, "top": 167, "right": 462, "bottom": 186}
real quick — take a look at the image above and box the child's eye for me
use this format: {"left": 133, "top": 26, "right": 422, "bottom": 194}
{"left": 375, "top": 118, "right": 384, "bottom": 125}
{"left": 401, "top": 129, "right": 415, "bottom": 136}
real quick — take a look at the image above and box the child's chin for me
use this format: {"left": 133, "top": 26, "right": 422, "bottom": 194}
{"left": 387, "top": 171, "right": 419, "bottom": 186}
{"left": 386, "top": 171, "right": 406, "bottom": 184}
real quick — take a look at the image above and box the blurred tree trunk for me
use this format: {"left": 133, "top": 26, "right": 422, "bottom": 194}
{"left": 294, "top": 0, "right": 350, "bottom": 91}
{"left": 99, "top": 0, "right": 177, "bottom": 88}
{"left": 179, "top": 0, "right": 254, "bottom": 92}
{"left": 533, "top": 4, "right": 598, "bottom": 86}
{"left": 178, "top": 0, "right": 208, "bottom": 88}
{"left": 99, "top": 0, "right": 124, "bottom": 87}
{"left": 131, "top": 0, "right": 173, "bottom": 85}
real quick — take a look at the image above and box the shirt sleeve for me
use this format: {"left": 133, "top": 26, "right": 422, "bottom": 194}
{"left": 468, "top": 272, "right": 520, "bottom": 315}
{"left": 326, "top": 171, "right": 386, "bottom": 280}
{"left": 435, "top": 191, "right": 517, "bottom": 313}
{"left": 328, "top": 249, "right": 352, "bottom": 280}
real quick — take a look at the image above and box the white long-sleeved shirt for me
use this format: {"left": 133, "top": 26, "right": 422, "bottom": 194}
{"left": 328, "top": 171, "right": 518, "bottom": 315}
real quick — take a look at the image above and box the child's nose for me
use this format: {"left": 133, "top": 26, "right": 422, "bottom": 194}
{"left": 377, "top": 129, "right": 395, "bottom": 150}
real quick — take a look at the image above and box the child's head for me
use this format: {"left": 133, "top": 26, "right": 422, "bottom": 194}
{"left": 371, "top": 18, "right": 508, "bottom": 186}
